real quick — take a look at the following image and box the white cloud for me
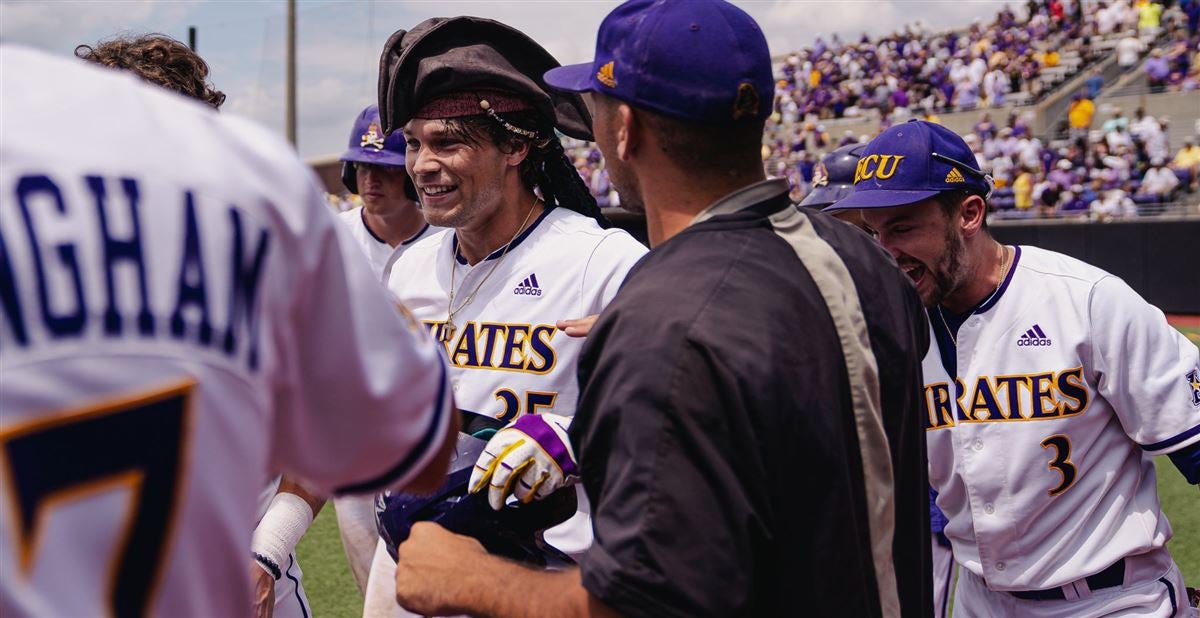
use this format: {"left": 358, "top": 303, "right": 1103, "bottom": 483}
{"left": 2, "top": 0, "right": 1012, "bottom": 158}
{"left": 0, "top": 1, "right": 189, "bottom": 54}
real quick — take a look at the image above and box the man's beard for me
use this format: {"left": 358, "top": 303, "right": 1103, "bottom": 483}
{"left": 926, "top": 222, "right": 969, "bottom": 307}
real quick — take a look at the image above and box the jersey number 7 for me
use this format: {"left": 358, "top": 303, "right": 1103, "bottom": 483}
{"left": 1, "top": 381, "right": 193, "bottom": 618}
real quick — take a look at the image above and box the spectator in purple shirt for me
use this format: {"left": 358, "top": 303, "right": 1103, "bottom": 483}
{"left": 1144, "top": 49, "right": 1170, "bottom": 91}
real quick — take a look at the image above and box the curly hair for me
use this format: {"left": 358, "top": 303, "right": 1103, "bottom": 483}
{"left": 75, "top": 34, "right": 226, "bottom": 109}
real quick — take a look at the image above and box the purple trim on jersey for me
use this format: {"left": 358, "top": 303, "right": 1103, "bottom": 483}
{"left": 929, "top": 307, "right": 959, "bottom": 378}
{"left": 511, "top": 413, "right": 577, "bottom": 476}
{"left": 929, "top": 486, "right": 949, "bottom": 533}
{"left": 1167, "top": 441, "right": 1200, "bottom": 484}
{"left": 284, "top": 554, "right": 310, "bottom": 618}
{"left": 1140, "top": 423, "right": 1200, "bottom": 452}
{"left": 360, "top": 208, "right": 388, "bottom": 245}
{"left": 976, "top": 245, "right": 1021, "bottom": 314}
{"left": 453, "top": 205, "right": 556, "bottom": 265}
{"left": 401, "top": 223, "right": 430, "bottom": 246}
{"left": 334, "top": 360, "right": 449, "bottom": 495}
{"left": 1159, "top": 577, "right": 1178, "bottom": 616}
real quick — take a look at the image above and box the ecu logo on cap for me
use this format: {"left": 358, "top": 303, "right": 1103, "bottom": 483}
{"left": 812, "top": 163, "right": 829, "bottom": 187}
{"left": 854, "top": 154, "right": 905, "bottom": 184}
{"left": 732, "top": 83, "right": 760, "bottom": 121}
{"left": 597, "top": 61, "right": 617, "bottom": 88}
{"left": 361, "top": 122, "right": 385, "bottom": 151}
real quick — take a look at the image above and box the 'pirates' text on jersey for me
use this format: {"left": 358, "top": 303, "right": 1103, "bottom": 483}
{"left": 387, "top": 207, "right": 645, "bottom": 424}
{"left": 386, "top": 206, "right": 644, "bottom": 556}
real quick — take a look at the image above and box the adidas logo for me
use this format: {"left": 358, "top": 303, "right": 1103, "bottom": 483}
{"left": 596, "top": 61, "right": 617, "bottom": 88}
{"left": 945, "top": 168, "right": 965, "bottom": 183}
{"left": 513, "top": 273, "right": 543, "bottom": 297}
{"left": 1017, "top": 324, "right": 1051, "bottom": 347}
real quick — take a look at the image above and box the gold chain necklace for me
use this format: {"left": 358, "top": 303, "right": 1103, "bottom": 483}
{"left": 939, "top": 244, "right": 1010, "bottom": 347}
{"left": 441, "top": 197, "right": 540, "bottom": 344}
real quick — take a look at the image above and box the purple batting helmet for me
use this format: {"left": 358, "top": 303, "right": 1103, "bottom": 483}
{"left": 339, "top": 104, "right": 414, "bottom": 197}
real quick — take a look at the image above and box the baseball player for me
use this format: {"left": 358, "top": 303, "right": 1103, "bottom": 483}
{"left": 0, "top": 44, "right": 457, "bottom": 616}
{"left": 334, "top": 104, "right": 442, "bottom": 597}
{"left": 362, "top": 16, "right": 647, "bottom": 616}
{"left": 798, "top": 143, "right": 871, "bottom": 233}
{"left": 250, "top": 105, "right": 446, "bottom": 613}
{"left": 337, "top": 104, "right": 440, "bottom": 283}
{"left": 390, "top": 2, "right": 932, "bottom": 616}
{"left": 828, "top": 118, "right": 1199, "bottom": 616}
{"left": 79, "top": 32, "right": 325, "bottom": 618}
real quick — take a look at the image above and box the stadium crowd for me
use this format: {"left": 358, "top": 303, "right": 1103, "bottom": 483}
{"left": 563, "top": 0, "right": 1200, "bottom": 220}
{"left": 973, "top": 106, "right": 1199, "bottom": 219}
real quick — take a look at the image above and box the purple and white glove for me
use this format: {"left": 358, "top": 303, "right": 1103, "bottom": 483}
{"left": 469, "top": 413, "right": 578, "bottom": 511}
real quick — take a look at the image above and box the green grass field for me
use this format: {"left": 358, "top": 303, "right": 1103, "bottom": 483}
{"left": 298, "top": 327, "right": 1200, "bottom": 615}
{"left": 1181, "top": 326, "right": 1200, "bottom": 347}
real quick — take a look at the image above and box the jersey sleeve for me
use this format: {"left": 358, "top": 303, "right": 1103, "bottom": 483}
{"left": 1089, "top": 275, "right": 1200, "bottom": 456}
{"left": 578, "top": 231, "right": 647, "bottom": 314}
{"left": 269, "top": 184, "right": 451, "bottom": 496}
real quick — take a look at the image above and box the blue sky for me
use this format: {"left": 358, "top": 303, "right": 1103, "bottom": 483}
{"left": 1, "top": 0, "right": 1006, "bottom": 159}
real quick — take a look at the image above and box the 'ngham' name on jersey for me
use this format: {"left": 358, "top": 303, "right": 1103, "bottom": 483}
{"left": 2, "top": 175, "right": 269, "bottom": 370}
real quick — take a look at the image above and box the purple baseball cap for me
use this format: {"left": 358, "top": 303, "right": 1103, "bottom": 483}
{"left": 543, "top": 0, "right": 774, "bottom": 124}
{"left": 340, "top": 104, "right": 406, "bottom": 167}
{"left": 825, "top": 119, "right": 993, "bottom": 211}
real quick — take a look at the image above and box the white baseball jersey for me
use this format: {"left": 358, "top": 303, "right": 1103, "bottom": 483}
{"left": 921, "top": 245, "right": 1199, "bottom": 592}
{"left": 0, "top": 46, "right": 451, "bottom": 617}
{"left": 336, "top": 207, "right": 439, "bottom": 282}
{"left": 386, "top": 206, "right": 645, "bottom": 553}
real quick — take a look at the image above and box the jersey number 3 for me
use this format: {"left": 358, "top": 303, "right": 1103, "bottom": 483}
{"left": 1040, "top": 434, "right": 1077, "bottom": 497}
{"left": 1, "top": 381, "right": 193, "bottom": 617}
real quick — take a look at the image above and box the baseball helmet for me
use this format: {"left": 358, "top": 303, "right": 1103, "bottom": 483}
{"left": 339, "top": 104, "right": 417, "bottom": 200}
{"left": 375, "top": 414, "right": 577, "bottom": 568}
{"left": 799, "top": 143, "right": 866, "bottom": 208}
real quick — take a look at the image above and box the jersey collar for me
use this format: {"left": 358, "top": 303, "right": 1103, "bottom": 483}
{"left": 689, "top": 178, "right": 789, "bottom": 226}
{"left": 452, "top": 205, "right": 556, "bottom": 265}
{"left": 360, "top": 207, "right": 388, "bottom": 245}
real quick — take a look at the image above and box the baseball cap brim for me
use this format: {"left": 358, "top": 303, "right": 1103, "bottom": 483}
{"left": 822, "top": 188, "right": 942, "bottom": 212}
{"left": 340, "top": 149, "right": 406, "bottom": 166}
{"left": 543, "top": 62, "right": 596, "bottom": 93}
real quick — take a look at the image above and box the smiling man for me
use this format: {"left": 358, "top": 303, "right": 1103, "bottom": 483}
{"left": 827, "top": 119, "right": 1199, "bottom": 617}
{"left": 365, "top": 16, "right": 646, "bottom": 617}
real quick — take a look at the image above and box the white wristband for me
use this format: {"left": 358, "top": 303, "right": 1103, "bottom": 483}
{"left": 251, "top": 492, "right": 314, "bottom": 574}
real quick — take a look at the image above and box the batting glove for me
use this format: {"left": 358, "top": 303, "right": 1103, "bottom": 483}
{"left": 469, "top": 413, "right": 578, "bottom": 511}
